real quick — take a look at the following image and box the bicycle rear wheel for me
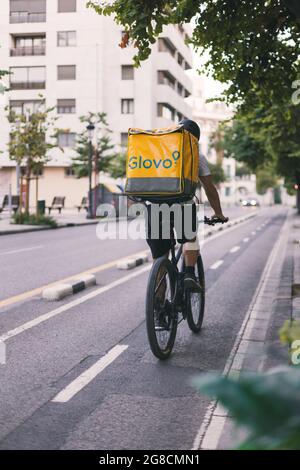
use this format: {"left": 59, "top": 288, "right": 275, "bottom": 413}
{"left": 186, "top": 255, "right": 205, "bottom": 333}
{"left": 146, "top": 257, "right": 177, "bottom": 359}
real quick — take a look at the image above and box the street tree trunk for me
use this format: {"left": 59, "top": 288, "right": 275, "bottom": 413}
{"left": 25, "top": 166, "right": 31, "bottom": 214}
{"left": 297, "top": 188, "right": 300, "bottom": 215}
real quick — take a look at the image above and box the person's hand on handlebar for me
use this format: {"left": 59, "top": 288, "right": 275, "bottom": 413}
{"left": 212, "top": 213, "right": 229, "bottom": 223}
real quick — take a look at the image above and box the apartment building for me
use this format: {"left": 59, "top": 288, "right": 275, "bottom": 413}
{"left": 0, "top": 0, "right": 193, "bottom": 208}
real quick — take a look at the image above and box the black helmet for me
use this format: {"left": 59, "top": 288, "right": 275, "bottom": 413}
{"left": 179, "top": 119, "right": 200, "bottom": 141}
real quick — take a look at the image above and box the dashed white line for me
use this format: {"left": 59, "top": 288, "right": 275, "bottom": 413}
{"left": 251, "top": 231, "right": 256, "bottom": 235}
{"left": 210, "top": 260, "right": 223, "bottom": 270}
{"left": 229, "top": 246, "right": 240, "bottom": 253}
{"left": 52, "top": 344, "right": 128, "bottom": 403}
{"left": 0, "top": 245, "right": 44, "bottom": 256}
{"left": 243, "top": 237, "right": 250, "bottom": 243}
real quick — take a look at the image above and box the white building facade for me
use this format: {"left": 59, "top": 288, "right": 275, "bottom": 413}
{"left": 0, "top": 0, "right": 193, "bottom": 208}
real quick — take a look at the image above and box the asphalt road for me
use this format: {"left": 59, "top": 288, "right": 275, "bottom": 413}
{"left": 0, "top": 206, "right": 250, "bottom": 302}
{"left": 0, "top": 205, "right": 287, "bottom": 450}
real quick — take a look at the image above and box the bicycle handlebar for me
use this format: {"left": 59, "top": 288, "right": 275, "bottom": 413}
{"left": 203, "top": 216, "right": 229, "bottom": 226}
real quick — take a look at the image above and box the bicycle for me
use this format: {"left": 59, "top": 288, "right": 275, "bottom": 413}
{"left": 146, "top": 215, "right": 228, "bottom": 360}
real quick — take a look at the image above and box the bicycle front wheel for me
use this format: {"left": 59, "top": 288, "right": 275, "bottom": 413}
{"left": 146, "top": 257, "right": 177, "bottom": 359}
{"left": 186, "top": 255, "right": 205, "bottom": 333}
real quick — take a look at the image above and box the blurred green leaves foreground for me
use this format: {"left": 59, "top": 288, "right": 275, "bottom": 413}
{"left": 193, "top": 366, "right": 300, "bottom": 450}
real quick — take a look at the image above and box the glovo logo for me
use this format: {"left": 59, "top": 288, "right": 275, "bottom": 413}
{"left": 128, "top": 151, "right": 180, "bottom": 170}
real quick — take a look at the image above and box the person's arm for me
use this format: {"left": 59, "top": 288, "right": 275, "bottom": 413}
{"left": 199, "top": 175, "right": 227, "bottom": 221}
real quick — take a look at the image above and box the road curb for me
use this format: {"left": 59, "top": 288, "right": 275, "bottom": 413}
{"left": 203, "top": 211, "right": 256, "bottom": 238}
{"left": 42, "top": 274, "right": 96, "bottom": 301}
{"left": 117, "top": 253, "right": 149, "bottom": 270}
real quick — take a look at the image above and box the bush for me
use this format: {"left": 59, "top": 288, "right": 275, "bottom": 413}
{"left": 193, "top": 367, "right": 300, "bottom": 449}
{"left": 13, "top": 212, "right": 57, "bottom": 228}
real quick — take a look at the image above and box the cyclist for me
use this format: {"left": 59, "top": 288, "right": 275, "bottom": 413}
{"left": 146, "top": 119, "right": 228, "bottom": 292}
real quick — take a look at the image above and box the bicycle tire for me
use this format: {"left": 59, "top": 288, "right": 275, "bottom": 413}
{"left": 146, "top": 257, "right": 177, "bottom": 359}
{"left": 186, "top": 255, "right": 205, "bottom": 333}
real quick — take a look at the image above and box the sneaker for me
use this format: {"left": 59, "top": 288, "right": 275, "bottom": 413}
{"left": 184, "top": 272, "right": 201, "bottom": 293}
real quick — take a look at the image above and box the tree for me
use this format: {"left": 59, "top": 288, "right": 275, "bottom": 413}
{"left": 87, "top": 0, "right": 300, "bottom": 210}
{"left": 256, "top": 164, "right": 278, "bottom": 195}
{"left": 220, "top": 119, "right": 271, "bottom": 173}
{"left": 6, "top": 101, "right": 59, "bottom": 214}
{"left": 107, "top": 150, "right": 127, "bottom": 179}
{"left": 87, "top": 1, "right": 300, "bottom": 106}
{"left": 208, "top": 162, "right": 225, "bottom": 187}
{"left": 72, "top": 112, "right": 120, "bottom": 178}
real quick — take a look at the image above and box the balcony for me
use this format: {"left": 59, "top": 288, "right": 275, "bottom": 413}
{"left": 10, "top": 12, "right": 46, "bottom": 23}
{"left": 10, "top": 81, "right": 46, "bottom": 90}
{"left": 10, "top": 45, "right": 46, "bottom": 57}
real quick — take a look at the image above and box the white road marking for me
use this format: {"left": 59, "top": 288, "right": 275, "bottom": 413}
{"left": 0, "top": 265, "right": 151, "bottom": 343}
{"left": 229, "top": 246, "right": 240, "bottom": 253}
{"left": 243, "top": 237, "right": 249, "bottom": 243}
{"left": 210, "top": 260, "right": 223, "bottom": 270}
{"left": 52, "top": 344, "right": 128, "bottom": 403}
{"left": 192, "top": 213, "right": 289, "bottom": 450}
{"left": 251, "top": 231, "right": 256, "bottom": 235}
{"left": 0, "top": 245, "right": 44, "bottom": 256}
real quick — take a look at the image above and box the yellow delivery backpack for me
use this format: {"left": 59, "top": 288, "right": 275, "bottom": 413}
{"left": 125, "top": 125, "right": 199, "bottom": 203}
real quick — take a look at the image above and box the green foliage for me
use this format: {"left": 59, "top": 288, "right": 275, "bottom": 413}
{"left": 72, "top": 112, "right": 120, "bottom": 178}
{"left": 208, "top": 162, "right": 225, "bottom": 186}
{"left": 235, "top": 164, "right": 251, "bottom": 178}
{"left": 220, "top": 120, "right": 269, "bottom": 173}
{"left": 13, "top": 212, "right": 57, "bottom": 227}
{"left": 193, "top": 367, "right": 300, "bottom": 449}
{"left": 87, "top": 1, "right": 300, "bottom": 195}
{"left": 107, "top": 151, "right": 127, "bottom": 179}
{"left": 6, "top": 100, "right": 58, "bottom": 172}
{"left": 256, "top": 164, "right": 278, "bottom": 195}
{"left": 5, "top": 99, "right": 60, "bottom": 213}
{"left": 280, "top": 319, "right": 300, "bottom": 346}
{"left": 87, "top": 1, "right": 300, "bottom": 105}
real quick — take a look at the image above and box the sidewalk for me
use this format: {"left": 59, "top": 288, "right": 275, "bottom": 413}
{"left": 198, "top": 209, "right": 299, "bottom": 450}
{"left": 0, "top": 209, "right": 122, "bottom": 235}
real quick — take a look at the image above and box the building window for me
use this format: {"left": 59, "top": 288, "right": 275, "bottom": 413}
{"left": 10, "top": 99, "right": 44, "bottom": 114}
{"left": 177, "top": 52, "right": 183, "bottom": 66}
{"left": 10, "top": 0, "right": 46, "bottom": 23}
{"left": 157, "top": 71, "right": 176, "bottom": 89}
{"left": 57, "top": 65, "right": 76, "bottom": 80}
{"left": 226, "top": 164, "right": 231, "bottom": 178}
{"left": 157, "top": 103, "right": 175, "bottom": 121}
{"left": 121, "top": 133, "right": 128, "bottom": 147}
{"left": 121, "top": 99, "right": 134, "bottom": 114}
{"left": 57, "top": 31, "right": 76, "bottom": 47}
{"left": 11, "top": 35, "right": 46, "bottom": 56}
{"left": 58, "top": 0, "right": 76, "bottom": 13}
{"left": 121, "top": 65, "right": 134, "bottom": 80}
{"left": 65, "top": 167, "right": 76, "bottom": 177}
{"left": 57, "top": 99, "right": 76, "bottom": 114}
{"left": 10, "top": 66, "right": 45, "bottom": 89}
{"left": 225, "top": 187, "right": 231, "bottom": 197}
{"left": 158, "top": 38, "right": 176, "bottom": 57}
{"left": 58, "top": 132, "right": 76, "bottom": 148}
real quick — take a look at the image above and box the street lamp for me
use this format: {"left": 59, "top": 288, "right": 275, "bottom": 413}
{"left": 86, "top": 122, "right": 95, "bottom": 219}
